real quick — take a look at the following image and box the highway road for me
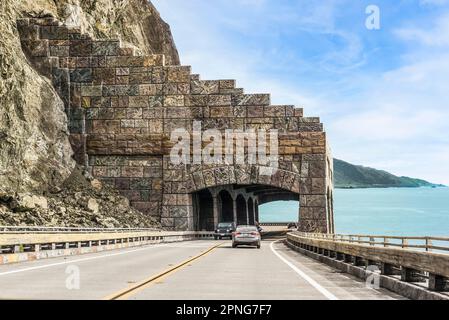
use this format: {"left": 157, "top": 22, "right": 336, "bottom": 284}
{"left": 0, "top": 239, "right": 404, "bottom": 300}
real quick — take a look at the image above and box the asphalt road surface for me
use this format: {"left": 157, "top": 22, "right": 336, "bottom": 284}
{"left": 0, "top": 239, "right": 404, "bottom": 300}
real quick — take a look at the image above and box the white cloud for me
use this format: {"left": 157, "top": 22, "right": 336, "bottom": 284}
{"left": 419, "top": 0, "right": 449, "bottom": 6}
{"left": 395, "top": 13, "right": 449, "bottom": 46}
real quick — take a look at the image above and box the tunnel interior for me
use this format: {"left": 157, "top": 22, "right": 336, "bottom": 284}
{"left": 192, "top": 184, "right": 299, "bottom": 231}
{"left": 219, "top": 190, "right": 234, "bottom": 223}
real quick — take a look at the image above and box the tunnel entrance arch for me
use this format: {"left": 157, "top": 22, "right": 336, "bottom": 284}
{"left": 193, "top": 189, "right": 214, "bottom": 231}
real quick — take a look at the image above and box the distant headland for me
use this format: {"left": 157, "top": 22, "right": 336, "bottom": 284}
{"left": 334, "top": 159, "right": 446, "bottom": 189}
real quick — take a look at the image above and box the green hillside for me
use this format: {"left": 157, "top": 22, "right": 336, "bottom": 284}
{"left": 334, "top": 159, "right": 444, "bottom": 189}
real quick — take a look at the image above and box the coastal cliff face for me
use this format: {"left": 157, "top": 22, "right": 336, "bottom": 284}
{"left": 0, "top": 0, "right": 75, "bottom": 194}
{"left": 0, "top": 0, "right": 177, "bottom": 227}
{"left": 19, "top": 0, "right": 180, "bottom": 65}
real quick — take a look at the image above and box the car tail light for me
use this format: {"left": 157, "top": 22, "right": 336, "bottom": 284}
{"left": 235, "top": 232, "right": 241, "bottom": 236}
{"left": 251, "top": 232, "right": 258, "bottom": 236}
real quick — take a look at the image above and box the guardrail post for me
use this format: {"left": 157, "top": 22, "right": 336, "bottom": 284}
{"left": 401, "top": 239, "right": 408, "bottom": 249}
{"left": 381, "top": 263, "right": 395, "bottom": 275}
{"left": 35, "top": 244, "right": 40, "bottom": 253}
{"left": 354, "top": 256, "right": 365, "bottom": 267}
{"left": 428, "top": 274, "right": 447, "bottom": 292}
{"left": 343, "top": 254, "right": 353, "bottom": 263}
{"left": 367, "top": 259, "right": 377, "bottom": 267}
{"left": 425, "top": 238, "right": 432, "bottom": 252}
{"left": 401, "top": 267, "right": 425, "bottom": 282}
{"left": 13, "top": 245, "right": 22, "bottom": 253}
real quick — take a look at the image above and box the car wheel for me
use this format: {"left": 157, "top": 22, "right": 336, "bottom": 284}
{"left": 232, "top": 244, "right": 237, "bottom": 248}
{"left": 214, "top": 236, "right": 218, "bottom": 240}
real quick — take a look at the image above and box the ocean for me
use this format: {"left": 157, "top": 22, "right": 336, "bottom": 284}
{"left": 259, "top": 187, "right": 449, "bottom": 237}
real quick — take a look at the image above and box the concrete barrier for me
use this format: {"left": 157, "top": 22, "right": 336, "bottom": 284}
{"left": 286, "top": 232, "right": 449, "bottom": 300}
{"left": 0, "top": 230, "right": 214, "bottom": 265}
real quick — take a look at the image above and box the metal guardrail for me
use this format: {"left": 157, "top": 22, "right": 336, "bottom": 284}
{"left": 296, "top": 232, "right": 449, "bottom": 253}
{"left": 0, "top": 228, "right": 216, "bottom": 265}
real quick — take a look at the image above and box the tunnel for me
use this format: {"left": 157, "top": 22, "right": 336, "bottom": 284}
{"left": 192, "top": 183, "right": 300, "bottom": 230}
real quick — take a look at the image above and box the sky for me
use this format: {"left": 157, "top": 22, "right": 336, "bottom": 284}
{"left": 153, "top": 0, "right": 449, "bottom": 185}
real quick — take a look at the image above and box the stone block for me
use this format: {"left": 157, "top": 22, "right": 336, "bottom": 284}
{"left": 208, "top": 95, "right": 232, "bottom": 106}
{"left": 185, "top": 95, "right": 208, "bottom": 107}
{"left": 191, "top": 80, "right": 220, "bottom": 94}
{"left": 130, "top": 178, "right": 152, "bottom": 190}
{"left": 309, "top": 161, "right": 326, "bottom": 178}
{"left": 298, "top": 123, "right": 324, "bottom": 132}
{"left": 164, "top": 95, "right": 184, "bottom": 107}
{"left": 234, "top": 94, "right": 270, "bottom": 106}
{"left": 103, "top": 85, "right": 139, "bottom": 96}
{"left": 22, "top": 40, "right": 49, "bottom": 57}
{"left": 161, "top": 218, "right": 175, "bottom": 228}
{"left": 144, "top": 55, "right": 165, "bottom": 67}
{"left": 122, "top": 166, "right": 144, "bottom": 178}
{"left": 219, "top": 80, "right": 235, "bottom": 89}
{"left": 81, "top": 85, "right": 102, "bottom": 97}
{"left": 247, "top": 106, "right": 264, "bottom": 118}
{"left": 116, "top": 68, "right": 130, "bottom": 76}
{"left": 92, "top": 41, "right": 120, "bottom": 56}
{"left": 300, "top": 195, "right": 326, "bottom": 207}
{"left": 265, "top": 105, "right": 286, "bottom": 117}
{"left": 70, "top": 40, "right": 92, "bottom": 56}
{"left": 93, "top": 68, "right": 116, "bottom": 85}
{"left": 129, "top": 96, "right": 150, "bottom": 108}
{"left": 50, "top": 45, "right": 69, "bottom": 57}
{"left": 167, "top": 66, "right": 191, "bottom": 83}
{"left": 70, "top": 68, "right": 92, "bottom": 83}
{"left": 40, "top": 26, "right": 69, "bottom": 40}
{"left": 210, "top": 106, "right": 233, "bottom": 118}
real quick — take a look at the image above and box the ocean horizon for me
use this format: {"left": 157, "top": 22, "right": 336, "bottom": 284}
{"left": 259, "top": 187, "right": 449, "bottom": 237}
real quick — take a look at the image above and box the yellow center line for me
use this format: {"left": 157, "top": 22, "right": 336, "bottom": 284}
{"left": 103, "top": 242, "right": 224, "bottom": 300}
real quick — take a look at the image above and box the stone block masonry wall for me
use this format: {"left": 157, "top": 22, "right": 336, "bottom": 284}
{"left": 18, "top": 17, "right": 334, "bottom": 233}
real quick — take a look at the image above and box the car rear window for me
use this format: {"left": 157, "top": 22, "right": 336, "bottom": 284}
{"left": 236, "top": 227, "right": 257, "bottom": 232}
{"left": 218, "top": 223, "right": 232, "bottom": 228}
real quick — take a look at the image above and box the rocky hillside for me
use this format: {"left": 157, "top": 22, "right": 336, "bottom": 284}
{"left": 0, "top": 0, "right": 178, "bottom": 227}
{"left": 334, "top": 159, "right": 443, "bottom": 189}
{"left": 19, "top": 0, "right": 180, "bottom": 64}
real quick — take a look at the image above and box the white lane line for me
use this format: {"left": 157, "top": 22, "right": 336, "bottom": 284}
{"left": 0, "top": 241, "right": 211, "bottom": 277}
{"left": 270, "top": 240, "right": 339, "bottom": 300}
